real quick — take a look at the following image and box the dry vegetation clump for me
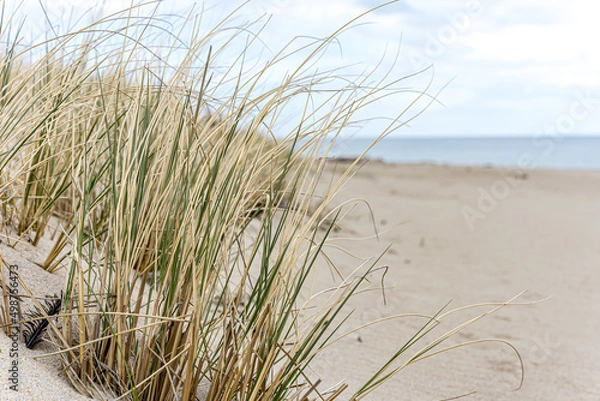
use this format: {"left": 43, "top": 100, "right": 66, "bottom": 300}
{"left": 0, "top": 3, "right": 526, "bottom": 401}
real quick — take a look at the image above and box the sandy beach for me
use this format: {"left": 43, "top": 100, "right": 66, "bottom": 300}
{"left": 2, "top": 161, "right": 599, "bottom": 400}
{"left": 310, "top": 161, "right": 600, "bottom": 400}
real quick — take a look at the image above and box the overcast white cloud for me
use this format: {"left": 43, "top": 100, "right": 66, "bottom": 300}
{"left": 7, "top": 0, "right": 600, "bottom": 136}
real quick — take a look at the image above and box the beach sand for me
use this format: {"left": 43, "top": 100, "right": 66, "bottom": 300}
{"left": 1, "top": 161, "right": 599, "bottom": 400}
{"left": 309, "top": 160, "right": 600, "bottom": 400}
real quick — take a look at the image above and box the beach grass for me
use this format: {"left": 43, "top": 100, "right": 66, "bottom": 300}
{"left": 0, "top": 3, "right": 525, "bottom": 400}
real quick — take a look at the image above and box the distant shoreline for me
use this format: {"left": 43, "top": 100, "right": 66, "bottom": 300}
{"left": 324, "top": 156, "right": 600, "bottom": 172}
{"left": 325, "top": 136, "right": 600, "bottom": 170}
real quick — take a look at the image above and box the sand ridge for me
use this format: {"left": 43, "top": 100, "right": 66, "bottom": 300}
{"left": 1, "top": 161, "right": 599, "bottom": 400}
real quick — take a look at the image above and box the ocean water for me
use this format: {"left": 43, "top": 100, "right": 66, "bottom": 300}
{"left": 327, "top": 136, "right": 600, "bottom": 170}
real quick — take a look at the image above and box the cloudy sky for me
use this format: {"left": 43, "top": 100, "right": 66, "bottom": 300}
{"left": 8, "top": 0, "right": 600, "bottom": 137}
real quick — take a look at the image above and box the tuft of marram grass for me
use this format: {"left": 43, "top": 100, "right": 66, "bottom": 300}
{"left": 0, "top": 3, "right": 528, "bottom": 401}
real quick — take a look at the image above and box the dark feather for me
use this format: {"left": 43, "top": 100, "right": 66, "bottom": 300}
{"left": 22, "top": 292, "right": 62, "bottom": 349}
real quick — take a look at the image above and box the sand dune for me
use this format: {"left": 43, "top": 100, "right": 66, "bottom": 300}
{"left": 2, "top": 161, "right": 599, "bottom": 400}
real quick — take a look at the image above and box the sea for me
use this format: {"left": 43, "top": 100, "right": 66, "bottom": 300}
{"left": 327, "top": 136, "right": 600, "bottom": 170}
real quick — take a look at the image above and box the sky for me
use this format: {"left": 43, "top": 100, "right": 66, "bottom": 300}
{"left": 6, "top": 0, "right": 600, "bottom": 137}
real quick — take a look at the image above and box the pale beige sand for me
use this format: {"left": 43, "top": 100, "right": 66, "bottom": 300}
{"left": 1, "top": 161, "right": 599, "bottom": 400}
{"left": 0, "top": 236, "right": 92, "bottom": 400}
{"left": 309, "top": 161, "right": 600, "bottom": 400}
